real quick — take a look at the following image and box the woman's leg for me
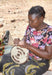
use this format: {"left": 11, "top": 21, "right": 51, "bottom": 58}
{"left": 0, "top": 53, "right": 13, "bottom": 72}
{"left": 2, "top": 54, "right": 49, "bottom": 75}
{"left": 3, "top": 59, "right": 38, "bottom": 75}
{"left": 25, "top": 59, "right": 49, "bottom": 75}
{"left": 36, "top": 59, "right": 49, "bottom": 75}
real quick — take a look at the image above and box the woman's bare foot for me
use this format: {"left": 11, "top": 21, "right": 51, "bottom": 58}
{"left": 49, "top": 61, "right": 52, "bottom": 71}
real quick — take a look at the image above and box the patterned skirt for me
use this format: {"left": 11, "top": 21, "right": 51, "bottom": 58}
{"left": 0, "top": 53, "right": 49, "bottom": 75}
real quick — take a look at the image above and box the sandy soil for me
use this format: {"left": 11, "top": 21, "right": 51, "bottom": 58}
{"left": 0, "top": 0, "right": 52, "bottom": 74}
{"left": 0, "top": 0, "right": 52, "bottom": 39}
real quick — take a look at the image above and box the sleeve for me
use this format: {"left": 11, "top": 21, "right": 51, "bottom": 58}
{"left": 46, "top": 29, "right": 52, "bottom": 46}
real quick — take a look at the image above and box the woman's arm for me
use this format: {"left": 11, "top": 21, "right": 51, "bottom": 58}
{"left": 16, "top": 35, "right": 52, "bottom": 60}
{"left": 18, "top": 40, "right": 52, "bottom": 60}
{"left": 25, "top": 43, "right": 52, "bottom": 60}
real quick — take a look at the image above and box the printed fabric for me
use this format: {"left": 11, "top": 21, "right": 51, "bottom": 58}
{"left": 0, "top": 39, "right": 5, "bottom": 56}
{"left": 25, "top": 25, "right": 52, "bottom": 60}
{"left": 0, "top": 30, "right": 10, "bottom": 56}
{"left": 0, "top": 53, "right": 49, "bottom": 75}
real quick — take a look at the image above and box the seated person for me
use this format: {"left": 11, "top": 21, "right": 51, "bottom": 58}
{"left": 0, "top": 6, "right": 52, "bottom": 75}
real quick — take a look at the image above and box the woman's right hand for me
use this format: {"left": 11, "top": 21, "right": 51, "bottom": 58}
{"left": 13, "top": 38, "right": 20, "bottom": 46}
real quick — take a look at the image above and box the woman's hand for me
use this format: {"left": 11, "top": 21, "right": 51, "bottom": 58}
{"left": 14, "top": 38, "right": 20, "bottom": 46}
{"left": 14, "top": 37, "right": 27, "bottom": 48}
{"left": 18, "top": 40, "right": 27, "bottom": 48}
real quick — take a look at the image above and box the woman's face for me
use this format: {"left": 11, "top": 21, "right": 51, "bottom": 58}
{"left": 28, "top": 14, "right": 43, "bottom": 29}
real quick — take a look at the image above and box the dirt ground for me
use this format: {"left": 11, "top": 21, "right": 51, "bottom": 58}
{"left": 0, "top": 0, "right": 52, "bottom": 75}
{"left": 0, "top": 0, "right": 52, "bottom": 39}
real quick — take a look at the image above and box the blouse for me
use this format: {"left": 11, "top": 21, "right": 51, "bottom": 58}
{"left": 25, "top": 25, "right": 52, "bottom": 60}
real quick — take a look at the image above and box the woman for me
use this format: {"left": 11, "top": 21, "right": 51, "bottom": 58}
{"left": 0, "top": 6, "right": 52, "bottom": 75}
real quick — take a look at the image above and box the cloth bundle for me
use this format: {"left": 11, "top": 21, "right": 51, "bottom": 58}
{"left": 0, "top": 31, "right": 10, "bottom": 56}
